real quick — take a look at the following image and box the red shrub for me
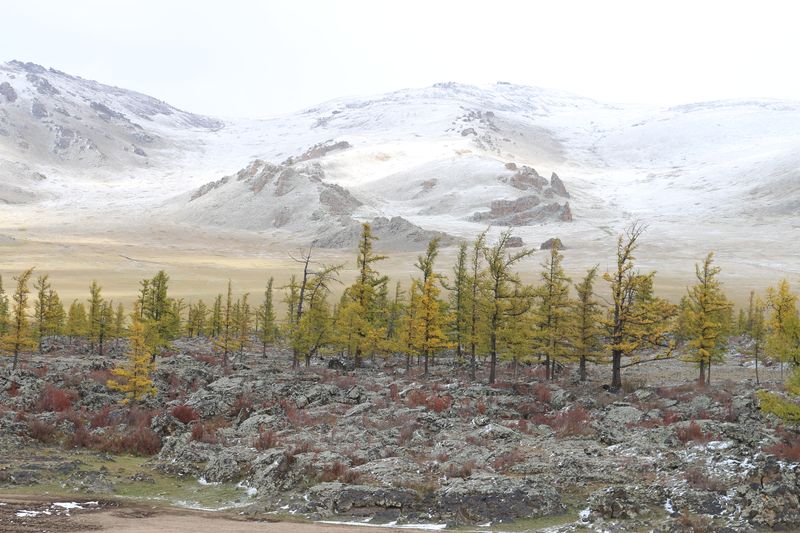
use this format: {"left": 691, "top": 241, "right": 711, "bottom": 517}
{"left": 64, "top": 426, "right": 100, "bottom": 449}
{"left": 533, "top": 383, "right": 551, "bottom": 404}
{"left": 552, "top": 406, "right": 593, "bottom": 437}
{"left": 89, "top": 369, "right": 115, "bottom": 385}
{"left": 27, "top": 419, "right": 57, "bottom": 443}
{"left": 407, "top": 389, "right": 427, "bottom": 408}
{"left": 676, "top": 421, "right": 714, "bottom": 444}
{"left": 426, "top": 395, "right": 452, "bottom": 413}
{"left": 445, "top": 460, "right": 476, "bottom": 479}
{"left": 35, "top": 384, "right": 75, "bottom": 412}
{"left": 254, "top": 429, "right": 278, "bottom": 450}
{"left": 491, "top": 448, "right": 525, "bottom": 471}
{"left": 99, "top": 426, "right": 162, "bottom": 455}
{"left": 476, "top": 401, "right": 487, "bottom": 415}
{"left": 319, "top": 461, "right": 360, "bottom": 483}
{"left": 171, "top": 404, "right": 199, "bottom": 424}
{"left": 7, "top": 381, "right": 19, "bottom": 397}
{"left": 228, "top": 394, "right": 254, "bottom": 419}
{"left": 765, "top": 439, "right": 800, "bottom": 461}
{"left": 125, "top": 406, "right": 155, "bottom": 429}
{"left": 90, "top": 406, "right": 113, "bottom": 428}
{"left": 388, "top": 383, "right": 400, "bottom": 403}
{"left": 32, "top": 365, "right": 48, "bottom": 378}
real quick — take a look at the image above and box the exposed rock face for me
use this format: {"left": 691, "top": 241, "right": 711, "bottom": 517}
{"left": 540, "top": 237, "right": 565, "bottom": 250}
{"left": 550, "top": 172, "right": 570, "bottom": 198}
{"left": 0, "top": 82, "right": 16, "bottom": 103}
{"left": 471, "top": 196, "right": 572, "bottom": 225}
{"left": 284, "top": 139, "right": 352, "bottom": 165}
{"left": 505, "top": 166, "right": 548, "bottom": 191}
{"left": 313, "top": 216, "right": 459, "bottom": 251}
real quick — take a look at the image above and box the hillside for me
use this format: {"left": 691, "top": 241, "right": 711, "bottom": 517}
{"left": 0, "top": 61, "right": 797, "bottom": 287}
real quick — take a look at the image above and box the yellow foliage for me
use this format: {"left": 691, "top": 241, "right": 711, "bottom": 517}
{"left": 107, "top": 320, "right": 156, "bottom": 404}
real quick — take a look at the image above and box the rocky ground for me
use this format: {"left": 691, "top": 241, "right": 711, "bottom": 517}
{"left": 0, "top": 337, "right": 798, "bottom": 532}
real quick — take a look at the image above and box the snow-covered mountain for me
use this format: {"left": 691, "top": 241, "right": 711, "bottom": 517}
{"left": 0, "top": 60, "right": 798, "bottom": 255}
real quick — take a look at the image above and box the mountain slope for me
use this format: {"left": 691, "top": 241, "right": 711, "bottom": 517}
{"left": 0, "top": 61, "right": 798, "bottom": 255}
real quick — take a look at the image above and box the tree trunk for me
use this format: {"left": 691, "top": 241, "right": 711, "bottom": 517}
{"left": 579, "top": 355, "right": 587, "bottom": 382}
{"left": 424, "top": 352, "right": 429, "bottom": 376}
{"left": 469, "top": 342, "right": 476, "bottom": 381}
{"left": 706, "top": 360, "right": 711, "bottom": 385}
{"left": 489, "top": 330, "right": 497, "bottom": 385}
{"left": 755, "top": 345, "right": 760, "bottom": 385}
{"left": 545, "top": 354, "right": 551, "bottom": 380}
{"left": 611, "top": 350, "right": 622, "bottom": 391}
{"left": 698, "top": 359, "right": 706, "bottom": 385}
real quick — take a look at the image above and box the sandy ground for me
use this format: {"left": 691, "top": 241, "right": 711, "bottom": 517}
{"left": 0, "top": 495, "right": 438, "bottom": 533}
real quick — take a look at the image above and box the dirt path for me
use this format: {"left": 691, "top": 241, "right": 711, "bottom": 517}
{"left": 0, "top": 495, "right": 439, "bottom": 533}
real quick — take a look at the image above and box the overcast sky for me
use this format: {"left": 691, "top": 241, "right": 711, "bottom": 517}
{"left": 3, "top": 0, "right": 799, "bottom": 118}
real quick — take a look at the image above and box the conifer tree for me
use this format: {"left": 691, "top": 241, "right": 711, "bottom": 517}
{"left": 0, "top": 276, "right": 9, "bottom": 338}
{"left": 87, "top": 280, "right": 104, "bottom": 353}
{"left": 681, "top": 253, "right": 733, "bottom": 384}
{"left": 233, "top": 293, "right": 251, "bottom": 361}
{"left": 483, "top": 230, "right": 534, "bottom": 384}
{"left": 256, "top": 278, "right": 277, "bottom": 356}
{"left": 113, "top": 302, "right": 126, "bottom": 340}
{"left": 532, "top": 241, "right": 572, "bottom": 380}
{"left": 385, "top": 282, "right": 405, "bottom": 346}
{"left": 397, "top": 281, "right": 420, "bottom": 370}
{"left": 766, "top": 280, "right": 800, "bottom": 379}
{"left": 570, "top": 266, "right": 604, "bottom": 382}
{"left": 2, "top": 268, "right": 36, "bottom": 371}
{"left": 603, "top": 223, "right": 677, "bottom": 391}
{"left": 107, "top": 319, "right": 156, "bottom": 404}
{"left": 66, "top": 300, "right": 88, "bottom": 343}
{"left": 413, "top": 238, "right": 450, "bottom": 374}
{"left": 33, "top": 274, "right": 52, "bottom": 353}
{"left": 443, "top": 242, "right": 469, "bottom": 360}
{"left": 750, "top": 296, "right": 766, "bottom": 385}
{"left": 211, "top": 294, "right": 223, "bottom": 338}
{"left": 343, "top": 223, "right": 388, "bottom": 368}
{"left": 214, "top": 281, "right": 235, "bottom": 369}
{"left": 467, "top": 230, "right": 488, "bottom": 380}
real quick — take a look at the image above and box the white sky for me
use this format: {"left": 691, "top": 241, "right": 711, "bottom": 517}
{"left": 3, "top": 0, "right": 800, "bottom": 118}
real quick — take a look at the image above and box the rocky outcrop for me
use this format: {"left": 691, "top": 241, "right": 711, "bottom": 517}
{"left": 550, "top": 172, "right": 570, "bottom": 198}
{"left": 312, "top": 216, "right": 459, "bottom": 251}
{"left": 0, "top": 81, "right": 16, "bottom": 103}
{"left": 284, "top": 139, "right": 352, "bottom": 165}
{"left": 471, "top": 196, "right": 572, "bottom": 225}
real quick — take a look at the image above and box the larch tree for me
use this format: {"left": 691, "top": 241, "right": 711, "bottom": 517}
{"left": 681, "top": 253, "right": 733, "bottom": 385}
{"left": 413, "top": 238, "right": 451, "bottom": 375}
{"left": 66, "top": 300, "right": 88, "bottom": 344}
{"left": 33, "top": 276, "right": 64, "bottom": 353}
{"left": 603, "top": 223, "right": 677, "bottom": 391}
{"left": 2, "top": 268, "right": 36, "bottom": 371}
{"left": 214, "top": 281, "right": 235, "bottom": 369}
{"left": 766, "top": 280, "right": 800, "bottom": 379}
{"left": 570, "top": 266, "right": 604, "bottom": 382}
{"left": 397, "top": 280, "right": 420, "bottom": 371}
{"left": 0, "top": 276, "right": 9, "bottom": 338}
{"left": 256, "top": 278, "right": 278, "bottom": 357}
{"left": 87, "top": 280, "right": 104, "bottom": 353}
{"left": 532, "top": 240, "right": 572, "bottom": 380}
{"left": 210, "top": 294, "right": 223, "bottom": 338}
{"left": 107, "top": 319, "right": 156, "bottom": 404}
{"left": 467, "top": 230, "right": 488, "bottom": 380}
{"left": 750, "top": 295, "right": 767, "bottom": 385}
{"left": 343, "top": 223, "right": 388, "bottom": 368}
{"left": 33, "top": 274, "right": 52, "bottom": 353}
{"left": 443, "top": 242, "right": 470, "bottom": 361}
{"left": 483, "top": 230, "right": 535, "bottom": 385}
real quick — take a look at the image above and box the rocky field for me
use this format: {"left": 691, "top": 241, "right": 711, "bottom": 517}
{"left": 0, "top": 338, "right": 798, "bottom": 532}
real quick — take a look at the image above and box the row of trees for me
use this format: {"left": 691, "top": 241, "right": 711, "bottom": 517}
{"left": 1, "top": 223, "right": 798, "bottom": 393}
